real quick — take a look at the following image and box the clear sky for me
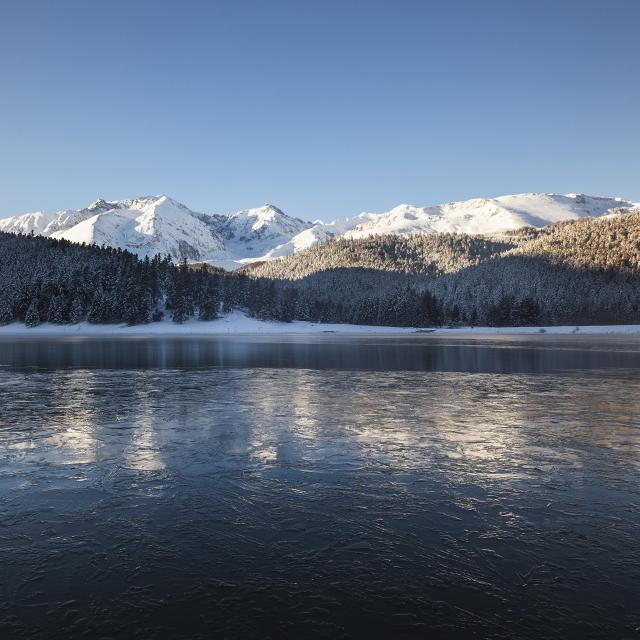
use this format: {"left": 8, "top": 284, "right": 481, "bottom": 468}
{"left": 1, "top": 0, "right": 638, "bottom": 221}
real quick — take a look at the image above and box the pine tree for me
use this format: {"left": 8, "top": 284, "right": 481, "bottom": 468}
{"left": 198, "top": 275, "right": 220, "bottom": 321}
{"left": 47, "top": 295, "right": 69, "bottom": 324}
{"left": 279, "top": 287, "right": 298, "bottom": 322}
{"left": 25, "top": 299, "right": 41, "bottom": 327}
{"left": 486, "top": 295, "right": 516, "bottom": 326}
{"left": 87, "top": 292, "right": 109, "bottom": 323}
{"left": 420, "top": 291, "right": 443, "bottom": 326}
{"left": 512, "top": 297, "right": 542, "bottom": 326}
{"left": 69, "top": 299, "right": 84, "bottom": 324}
{"left": 0, "top": 297, "right": 13, "bottom": 325}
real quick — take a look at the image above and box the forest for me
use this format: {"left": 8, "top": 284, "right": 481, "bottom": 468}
{"left": 0, "top": 211, "right": 639, "bottom": 328}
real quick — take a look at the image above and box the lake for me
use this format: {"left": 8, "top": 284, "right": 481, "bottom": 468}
{"left": 1, "top": 334, "right": 639, "bottom": 639}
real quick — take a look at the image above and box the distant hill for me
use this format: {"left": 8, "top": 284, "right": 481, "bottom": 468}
{"left": 246, "top": 211, "right": 640, "bottom": 327}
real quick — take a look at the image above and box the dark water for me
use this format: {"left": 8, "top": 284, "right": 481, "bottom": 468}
{"left": 0, "top": 335, "right": 639, "bottom": 639}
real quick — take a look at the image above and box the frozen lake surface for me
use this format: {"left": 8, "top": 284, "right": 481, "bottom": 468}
{"left": 1, "top": 334, "right": 639, "bottom": 638}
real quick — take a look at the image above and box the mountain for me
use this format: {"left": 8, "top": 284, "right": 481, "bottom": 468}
{"left": 207, "top": 204, "right": 312, "bottom": 264}
{"left": 0, "top": 192, "right": 636, "bottom": 268}
{"left": 259, "top": 193, "right": 637, "bottom": 261}
{"left": 0, "top": 196, "right": 312, "bottom": 268}
{"left": 51, "top": 196, "right": 226, "bottom": 261}
{"left": 0, "top": 196, "right": 225, "bottom": 262}
{"left": 329, "top": 193, "right": 637, "bottom": 239}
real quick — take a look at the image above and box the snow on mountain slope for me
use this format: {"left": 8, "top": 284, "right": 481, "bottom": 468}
{"left": 252, "top": 193, "right": 637, "bottom": 262}
{"left": 47, "top": 196, "right": 225, "bottom": 261}
{"left": 343, "top": 193, "right": 638, "bottom": 239}
{"left": 1, "top": 192, "right": 637, "bottom": 268}
{"left": 0, "top": 196, "right": 226, "bottom": 262}
{"left": 263, "top": 225, "right": 336, "bottom": 259}
{"left": 0, "top": 197, "right": 311, "bottom": 266}
{"left": 0, "top": 199, "right": 134, "bottom": 237}
{"left": 0, "top": 210, "right": 62, "bottom": 235}
{"left": 210, "top": 205, "right": 312, "bottom": 261}
{"left": 260, "top": 212, "right": 377, "bottom": 260}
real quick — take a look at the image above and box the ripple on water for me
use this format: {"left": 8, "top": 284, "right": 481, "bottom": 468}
{"left": 0, "top": 337, "right": 639, "bottom": 638}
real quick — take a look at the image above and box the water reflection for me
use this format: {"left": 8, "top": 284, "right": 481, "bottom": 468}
{"left": 0, "top": 338, "right": 639, "bottom": 638}
{"left": 1, "top": 333, "right": 640, "bottom": 372}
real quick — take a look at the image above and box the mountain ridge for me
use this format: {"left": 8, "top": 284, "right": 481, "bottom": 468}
{"left": 0, "top": 192, "right": 636, "bottom": 268}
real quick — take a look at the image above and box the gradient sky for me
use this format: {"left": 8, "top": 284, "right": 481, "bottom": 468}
{"left": 1, "top": 0, "right": 638, "bottom": 221}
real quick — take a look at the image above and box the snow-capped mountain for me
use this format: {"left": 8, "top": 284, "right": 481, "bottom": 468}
{"left": 0, "top": 197, "right": 314, "bottom": 267}
{"left": 342, "top": 193, "right": 636, "bottom": 239}
{"left": 54, "top": 196, "right": 226, "bottom": 261}
{"left": 0, "top": 192, "right": 636, "bottom": 269}
{"left": 0, "top": 196, "right": 226, "bottom": 262}
{"left": 208, "top": 205, "right": 312, "bottom": 263}
{"left": 259, "top": 193, "right": 638, "bottom": 261}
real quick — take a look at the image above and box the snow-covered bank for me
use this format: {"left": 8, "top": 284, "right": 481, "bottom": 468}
{"left": 0, "top": 310, "right": 415, "bottom": 336}
{"left": 433, "top": 324, "right": 640, "bottom": 335}
{"left": 0, "top": 311, "right": 639, "bottom": 337}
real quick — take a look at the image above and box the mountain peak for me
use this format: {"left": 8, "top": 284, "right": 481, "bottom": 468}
{"left": 260, "top": 203, "right": 285, "bottom": 214}
{"left": 231, "top": 204, "right": 286, "bottom": 219}
{"left": 88, "top": 198, "right": 109, "bottom": 210}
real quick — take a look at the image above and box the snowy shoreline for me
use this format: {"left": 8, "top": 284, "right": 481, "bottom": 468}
{"left": 0, "top": 311, "right": 639, "bottom": 337}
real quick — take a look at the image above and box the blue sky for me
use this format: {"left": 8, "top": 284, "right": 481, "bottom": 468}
{"left": 1, "top": 0, "right": 638, "bottom": 221}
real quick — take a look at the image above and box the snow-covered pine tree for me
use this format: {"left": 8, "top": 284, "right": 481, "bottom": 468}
{"left": 69, "top": 299, "right": 84, "bottom": 324}
{"left": 47, "top": 294, "right": 69, "bottom": 324}
{"left": 0, "top": 297, "right": 13, "bottom": 325}
{"left": 25, "top": 299, "right": 41, "bottom": 327}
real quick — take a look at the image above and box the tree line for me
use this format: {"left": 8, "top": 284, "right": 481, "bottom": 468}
{"left": 1, "top": 210, "right": 639, "bottom": 329}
